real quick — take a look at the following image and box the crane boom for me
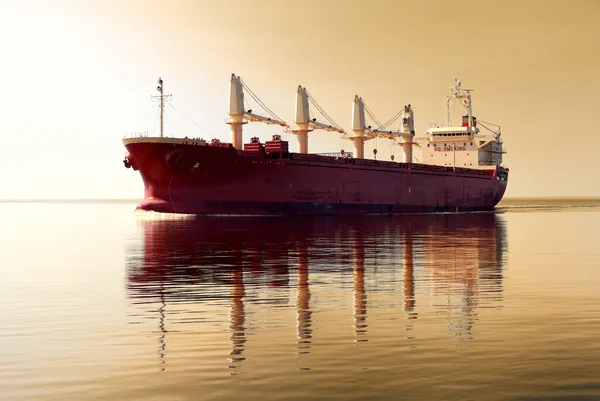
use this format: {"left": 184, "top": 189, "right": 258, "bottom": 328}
{"left": 244, "top": 111, "right": 289, "bottom": 127}
{"left": 309, "top": 120, "right": 345, "bottom": 134}
{"left": 365, "top": 129, "right": 408, "bottom": 140}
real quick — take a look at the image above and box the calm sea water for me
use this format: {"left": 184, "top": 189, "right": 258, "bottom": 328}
{"left": 2, "top": 199, "right": 600, "bottom": 401}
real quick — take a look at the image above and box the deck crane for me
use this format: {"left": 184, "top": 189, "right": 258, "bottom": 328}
{"left": 348, "top": 96, "right": 415, "bottom": 162}
{"left": 292, "top": 86, "right": 346, "bottom": 154}
{"left": 227, "top": 74, "right": 289, "bottom": 149}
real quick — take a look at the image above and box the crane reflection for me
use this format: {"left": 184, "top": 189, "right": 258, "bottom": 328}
{"left": 125, "top": 212, "right": 507, "bottom": 371}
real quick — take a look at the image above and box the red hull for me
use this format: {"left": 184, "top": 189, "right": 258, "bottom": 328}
{"left": 123, "top": 140, "right": 508, "bottom": 215}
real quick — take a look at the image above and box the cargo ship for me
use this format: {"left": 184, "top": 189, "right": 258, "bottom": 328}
{"left": 123, "top": 75, "right": 508, "bottom": 215}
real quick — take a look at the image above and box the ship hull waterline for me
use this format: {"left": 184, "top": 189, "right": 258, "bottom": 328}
{"left": 124, "top": 139, "right": 508, "bottom": 216}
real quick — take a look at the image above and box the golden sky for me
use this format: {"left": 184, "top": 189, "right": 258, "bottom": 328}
{"left": 1, "top": 0, "right": 599, "bottom": 199}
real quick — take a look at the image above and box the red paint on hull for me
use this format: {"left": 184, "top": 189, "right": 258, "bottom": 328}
{"left": 124, "top": 141, "right": 508, "bottom": 215}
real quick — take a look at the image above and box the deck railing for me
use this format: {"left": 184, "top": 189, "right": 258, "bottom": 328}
{"left": 316, "top": 152, "right": 354, "bottom": 159}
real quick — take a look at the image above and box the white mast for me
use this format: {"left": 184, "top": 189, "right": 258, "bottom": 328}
{"left": 349, "top": 96, "right": 373, "bottom": 159}
{"left": 151, "top": 78, "right": 172, "bottom": 138}
{"left": 227, "top": 73, "right": 288, "bottom": 149}
{"left": 292, "top": 86, "right": 345, "bottom": 154}
{"left": 293, "top": 86, "right": 311, "bottom": 154}
{"left": 227, "top": 74, "right": 247, "bottom": 149}
{"left": 400, "top": 105, "right": 415, "bottom": 163}
{"left": 159, "top": 79, "right": 164, "bottom": 137}
{"left": 446, "top": 79, "right": 473, "bottom": 128}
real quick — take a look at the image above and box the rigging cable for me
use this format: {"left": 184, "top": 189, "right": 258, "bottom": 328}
{"left": 476, "top": 119, "right": 501, "bottom": 128}
{"left": 362, "top": 98, "right": 405, "bottom": 131}
{"left": 240, "top": 79, "right": 286, "bottom": 123}
{"left": 305, "top": 90, "right": 343, "bottom": 130}
{"left": 151, "top": 104, "right": 160, "bottom": 137}
{"left": 375, "top": 109, "right": 404, "bottom": 131}
{"left": 362, "top": 100, "right": 385, "bottom": 129}
{"left": 168, "top": 103, "right": 216, "bottom": 139}
{"left": 477, "top": 121, "right": 499, "bottom": 135}
{"left": 459, "top": 103, "right": 500, "bottom": 135}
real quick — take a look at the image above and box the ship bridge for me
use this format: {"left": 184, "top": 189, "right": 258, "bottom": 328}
{"left": 423, "top": 126, "right": 504, "bottom": 169}
{"left": 419, "top": 80, "right": 505, "bottom": 169}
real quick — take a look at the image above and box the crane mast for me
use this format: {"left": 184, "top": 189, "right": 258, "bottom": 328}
{"left": 292, "top": 85, "right": 345, "bottom": 154}
{"left": 349, "top": 96, "right": 415, "bottom": 162}
{"left": 227, "top": 74, "right": 289, "bottom": 149}
{"left": 226, "top": 74, "right": 415, "bottom": 161}
{"left": 349, "top": 95, "right": 374, "bottom": 159}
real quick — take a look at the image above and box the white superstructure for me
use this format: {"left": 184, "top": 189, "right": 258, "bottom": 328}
{"left": 419, "top": 80, "right": 505, "bottom": 169}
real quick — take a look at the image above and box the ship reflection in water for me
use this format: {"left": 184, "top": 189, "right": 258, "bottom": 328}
{"left": 126, "top": 212, "right": 507, "bottom": 373}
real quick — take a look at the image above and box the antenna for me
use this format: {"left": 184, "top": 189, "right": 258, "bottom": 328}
{"left": 446, "top": 79, "right": 474, "bottom": 127}
{"left": 151, "top": 77, "right": 172, "bottom": 138}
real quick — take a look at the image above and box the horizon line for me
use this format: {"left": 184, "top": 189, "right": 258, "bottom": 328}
{"left": 1, "top": 196, "right": 600, "bottom": 204}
